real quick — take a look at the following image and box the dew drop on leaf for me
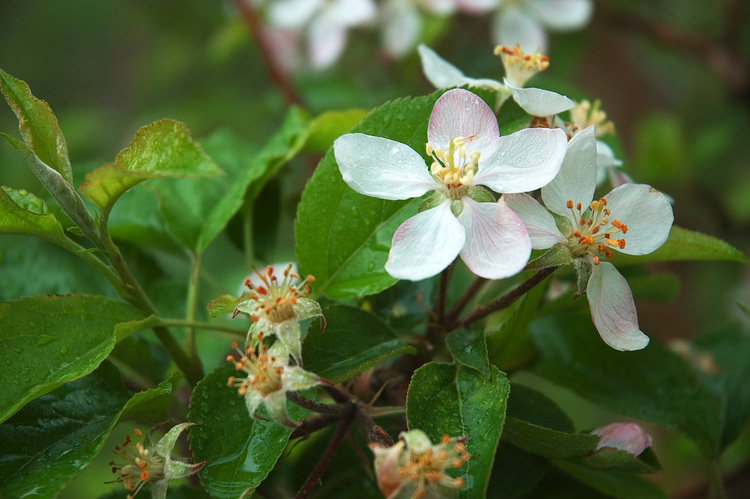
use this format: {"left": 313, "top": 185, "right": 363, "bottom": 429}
{"left": 59, "top": 346, "right": 68, "bottom": 355}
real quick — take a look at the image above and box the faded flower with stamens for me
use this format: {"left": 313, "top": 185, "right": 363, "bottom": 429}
{"left": 334, "top": 88, "right": 567, "bottom": 281}
{"left": 108, "top": 424, "right": 204, "bottom": 499}
{"left": 503, "top": 126, "right": 673, "bottom": 351}
{"left": 232, "top": 264, "right": 321, "bottom": 363}
{"left": 226, "top": 335, "right": 325, "bottom": 428}
{"left": 369, "top": 429, "right": 469, "bottom": 499}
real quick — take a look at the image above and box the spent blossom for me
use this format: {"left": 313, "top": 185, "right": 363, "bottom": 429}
{"left": 334, "top": 88, "right": 567, "bottom": 281}
{"left": 369, "top": 429, "right": 469, "bottom": 498}
{"left": 226, "top": 335, "right": 325, "bottom": 428}
{"left": 503, "top": 127, "right": 673, "bottom": 350}
{"left": 108, "top": 424, "right": 204, "bottom": 499}
{"left": 592, "top": 422, "right": 653, "bottom": 457}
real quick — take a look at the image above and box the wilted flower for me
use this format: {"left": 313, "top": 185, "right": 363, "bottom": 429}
{"left": 233, "top": 264, "right": 321, "bottom": 363}
{"left": 334, "top": 88, "right": 567, "bottom": 281}
{"left": 504, "top": 127, "right": 674, "bottom": 350}
{"left": 108, "top": 424, "right": 204, "bottom": 499}
{"left": 369, "top": 429, "right": 469, "bottom": 498}
{"left": 592, "top": 422, "right": 653, "bottom": 456}
{"left": 226, "top": 336, "right": 324, "bottom": 428}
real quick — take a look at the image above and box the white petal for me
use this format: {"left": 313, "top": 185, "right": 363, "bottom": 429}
{"left": 308, "top": 17, "right": 347, "bottom": 68}
{"left": 506, "top": 80, "right": 575, "bottom": 116}
{"left": 587, "top": 262, "right": 649, "bottom": 351}
{"left": 493, "top": 8, "right": 548, "bottom": 54}
{"left": 385, "top": 201, "right": 465, "bottom": 280}
{"left": 419, "top": 0, "right": 457, "bottom": 15}
{"left": 383, "top": 2, "right": 421, "bottom": 57}
{"left": 525, "top": 0, "right": 593, "bottom": 31}
{"left": 474, "top": 127, "right": 568, "bottom": 193}
{"left": 324, "top": 0, "right": 378, "bottom": 27}
{"left": 334, "top": 133, "right": 437, "bottom": 200}
{"left": 428, "top": 89, "right": 500, "bottom": 156}
{"left": 542, "top": 125, "right": 598, "bottom": 217}
{"left": 502, "top": 193, "right": 566, "bottom": 249}
{"left": 457, "top": 198, "right": 531, "bottom": 279}
{"left": 603, "top": 183, "right": 674, "bottom": 255}
{"left": 595, "top": 140, "right": 622, "bottom": 169}
{"left": 455, "top": 0, "right": 497, "bottom": 14}
{"left": 269, "top": 0, "right": 322, "bottom": 29}
{"left": 418, "top": 44, "right": 472, "bottom": 89}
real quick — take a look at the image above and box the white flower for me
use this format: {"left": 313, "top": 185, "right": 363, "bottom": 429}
{"left": 503, "top": 127, "right": 674, "bottom": 351}
{"left": 226, "top": 338, "right": 323, "bottom": 428}
{"left": 457, "top": 0, "right": 593, "bottom": 53}
{"left": 334, "top": 88, "right": 567, "bottom": 281}
{"left": 269, "top": 0, "right": 376, "bottom": 68}
{"left": 369, "top": 429, "right": 469, "bottom": 498}
{"left": 592, "top": 422, "right": 653, "bottom": 456}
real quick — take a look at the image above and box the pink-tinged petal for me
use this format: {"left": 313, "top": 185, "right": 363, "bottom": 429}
{"left": 502, "top": 193, "right": 566, "bottom": 249}
{"left": 308, "top": 17, "right": 347, "bottom": 68}
{"left": 592, "top": 422, "right": 653, "bottom": 456}
{"left": 474, "top": 127, "right": 567, "bottom": 193}
{"left": 457, "top": 198, "right": 531, "bottom": 279}
{"left": 385, "top": 201, "right": 465, "bottom": 280}
{"left": 602, "top": 183, "right": 674, "bottom": 255}
{"left": 506, "top": 80, "right": 575, "bottom": 116}
{"left": 334, "top": 133, "right": 437, "bottom": 200}
{"left": 418, "top": 45, "right": 504, "bottom": 91}
{"left": 325, "top": 0, "right": 377, "bottom": 27}
{"left": 493, "top": 8, "right": 547, "bottom": 54}
{"left": 383, "top": 2, "right": 421, "bottom": 58}
{"left": 587, "top": 262, "right": 649, "bottom": 351}
{"left": 525, "top": 0, "right": 593, "bottom": 31}
{"left": 269, "top": 0, "right": 323, "bottom": 29}
{"left": 428, "top": 89, "right": 500, "bottom": 156}
{"left": 542, "top": 125, "right": 598, "bottom": 218}
{"left": 607, "top": 168, "right": 634, "bottom": 190}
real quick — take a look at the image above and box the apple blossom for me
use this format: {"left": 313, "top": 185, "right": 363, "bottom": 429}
{"left": 592, "top": 422, "right": 653, "bottom": 456}
{"left": 268, "top": 0, "right": 376, "bottom": 69}
{"left": 226, "top": 336, "right": 324, "bottom": 428}
{"left": 503, "top": 126, "right": 673, "bottom": 350}
{"left": 108, "top": 424, "right": 204, "bottom": 499}
{"left": 233, "top": 264, "right": 321, "bottom": 363}
{"left": 369, "top": 429, "right": 469, "bottom": 498}
{"left": 334, "top": 88, "right": 567, "bottom": 281}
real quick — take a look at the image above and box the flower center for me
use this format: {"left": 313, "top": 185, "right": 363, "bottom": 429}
{"left": 240, "top": 264, "right": 315, "bottom": 324}
{"left": 109, "top": 429, "right": 166, "bottom": 498}
{"left": 427, "top": 137, "right": 480, "bottom": 199}
{"left": 569, "top": 99, "right": 615, "bottom": 137}
{"left": 227, "top": 336, "right": 284, "bottom": 397}
{"left": 494, "top": 45, "right": 549, "bottom": 88}
{"left": 565, "top": 198, "right": 628, "bottom": 265}
{"left": 396, "top": 435, "right": 469, "bottom": 498}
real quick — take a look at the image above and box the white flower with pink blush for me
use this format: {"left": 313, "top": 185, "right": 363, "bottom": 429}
{"left": 592, "top": 422, "right": 653, "bottom": 456}
{"left": 334, "top": 88, "right": 568, "bottom": 281}
{"left": 503, "top": 127, "right": 674, "bottom": 351}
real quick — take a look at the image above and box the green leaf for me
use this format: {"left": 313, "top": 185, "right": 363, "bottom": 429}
{"left": 552, "top": 461, "right": 668, "bottom": 499}
{"left": 609, "top": 226, "right": 748, "bottom": 265}
{"left": 304, "top": 108, "right": 368, "bottom": 153}
{"left": 446, "top": 328, "right": 490, "bottom": 378}
{"left": 302, "top": 304, "right": 415, "bottom": 383}
{"left": 0, "top": 69, "right": 72, "bottom": 183}
{"left": 295, "top": 90, "right": 446, "bottom": 298}
{"left": 79, "top": 119, "right": 223, "bottom": 214}
{"left": 530, "top": 312, "right": 722, "bottom": 453}
{"left": 0, "top": 361, "right": 177, "bottom": 498}
{"left": 188, "top": 364, "right": 309, "bottom": 498}
{"left": 488, "top": 442, "right": 550, "bottom": 499}
{"left": 0, "top": 294, "right": 145, "bottom": 423}
{"left": 573, "top": 447, "right": 661, "bottom": 474}
{"left": 407, "top": 362, "right": 510, "bottom": 498}
{"left": 502, "top": 417, "right": 600, "bottom": 459}
{"left": 0, "top": 186, "right": 67, "bottom": 242}
{"left": 506, "top": 384, "right": 574, "bottom": 433}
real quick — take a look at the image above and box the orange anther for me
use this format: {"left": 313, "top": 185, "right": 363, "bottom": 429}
{"left": 611, "top": 220, "right": 622, "bottom": 229}
{"left": 592, "top": 255, "right": 600, "bottom": 265}
{"left": 604, "top": 209, "right": 611, "bottom": 215}
{"left": 622, "top": 224, "right": 628, "bottom": 234}
{"left": 138, "top": 460, "right": 147, "bottom": 469}
{"left": 566, "top": 200, "right": 574, "bottom": 209}
{"left": 231, "top": 341, "right": 238, "bottom": 349}
{"left": 606, "top": 238, "right": 618, "bottom": 247}
{"left": 572, "top": 231, "right": 582, "bottom": 237}
{"left": 441, "top": 434, "right": 450, "bottom": 444}
{"left": 604, "top": 249, "right": 613, "bottom": 258}
{"left": 235, "top": 362, "right": 243, "bottom": 371}
{"left": 134, "top": 429, "right": 142, "bottom": 437}
{"left": 244, "top": 278, "right": 252, "bottom": 288}
{"left": 227, "top": 376, "right": 235, "bottom": 386}
{"left": 250, "top": 314, "right": 259, "bottom": 322}
{"left": 256, "top": 286, "right": 268, "bottom": 295}
{"left": 592, "top": 226, "right": 600, "bottom": 234}
{"left": 226, "top": 355, "right": 235, "bottom": 363}
{"left": 576, "top": 202, "right": 582, "bottom": 211}
{"left": 618, "top": 239, "right": 626, "bottom": 249}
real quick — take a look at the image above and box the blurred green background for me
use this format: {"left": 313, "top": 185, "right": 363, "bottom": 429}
{"left": 1, "top": 0, "right": 749, "bottom": 497}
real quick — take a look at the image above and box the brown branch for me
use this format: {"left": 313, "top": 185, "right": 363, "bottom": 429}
{"left": 231, "top": 0, "right": 305, "bottom": 107}
{"left": 445, "top": 275, "right": 486, "bottom": 326}
{"left": 287, "top": 391, "right": 351, "bottom": 415}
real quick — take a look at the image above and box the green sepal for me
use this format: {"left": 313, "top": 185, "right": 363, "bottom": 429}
{"left": 526, "top": 244, "right": 573, "bottom": 270}
{"left": 418, "top": 190, "right": 447, "bottom": 213}
{"left": 573, "top": 256, "right": 593, "bottom": 297}
{"left": 466, "top": 186, "right": 495, "bottom": 203}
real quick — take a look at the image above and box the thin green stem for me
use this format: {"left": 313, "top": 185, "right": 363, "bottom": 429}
{"left": 157, "top": 318, "right": 246, "bottom": 337}
{"left": 706, "top": 455, "right": 726, "bottom": 499}
{"left": 185, "top": 252, "right": 203, "bottom": 360}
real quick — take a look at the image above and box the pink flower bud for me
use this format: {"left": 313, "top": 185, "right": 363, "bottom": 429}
{"left": 592, "top": 422, "right": 652, "bottom": 456}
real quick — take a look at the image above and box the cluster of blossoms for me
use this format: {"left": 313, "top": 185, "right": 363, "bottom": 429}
{"left": 227, "top": 264, "right": 326, "bottom": 427}
{"left": 334, "top": 45, "right": 674, "bottom": 351}
{"left": 108, "top": 424, "right": 204, "bottom": 499}
{"left": 370, "top": 430, "right": 470, "bottom": 498}
{"left": 249, "top": 0, "right": 593, "bottom": 69}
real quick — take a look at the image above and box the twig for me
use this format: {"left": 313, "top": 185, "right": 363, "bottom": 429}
{"left": 294, "top": 407, "right": 354, "bottom": 499}
{"left": 434, "top": 263, "right": 453, "bottom": 324}
{"left": 354, "top": 404, "right": 393, "bottom": 448}
{"left": 231, "top": 0, "right": 305, "bottom": 107}
{"left": 456, "top": 266, "right": 558, "bottom": 328}
{"left": 290, "top": 413, "right": 340, "bottom": 440}
{"left": 445, "top": 275, "right": 486, "bottom": 326}
{"left": 287, "top": 391, "right": 351, "bottom": 415}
